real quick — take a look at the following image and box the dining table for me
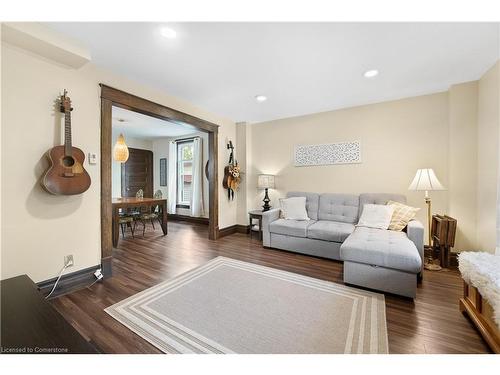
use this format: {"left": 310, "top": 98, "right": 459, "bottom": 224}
{"left": 112, "top": 197, "right": 168, "bottom": 247}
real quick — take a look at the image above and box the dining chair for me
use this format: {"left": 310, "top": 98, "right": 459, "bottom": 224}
{"left": 135, "top": 189, "right": 162, "bottom": 236}
{"left": 127, "top": 189, "right": 144, "bottom": 218}
{"left": 118, "top": 215, "right": 135, "bottom": 238}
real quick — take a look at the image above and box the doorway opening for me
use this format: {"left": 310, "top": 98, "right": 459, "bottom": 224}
{"left": 100, "top": 85, "right": 219, "bottom": 276}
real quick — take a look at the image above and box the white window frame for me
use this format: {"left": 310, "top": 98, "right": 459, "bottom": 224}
{"left": 176, "top": 140, "right": 194, "bottom": 207}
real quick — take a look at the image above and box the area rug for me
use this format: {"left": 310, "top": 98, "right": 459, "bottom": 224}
{"left": 105, "top": 256, "right": 388, "bottom": 353}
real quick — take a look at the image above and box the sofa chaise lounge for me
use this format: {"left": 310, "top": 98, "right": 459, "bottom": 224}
{"left": 262, "top": 192, "right": 424, "bottom": 298}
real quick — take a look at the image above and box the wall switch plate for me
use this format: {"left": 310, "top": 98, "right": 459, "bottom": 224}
{"left": 88, "top": 153, "right": 97, "bottom": 165}
{"left": 64, "top": 255, "right": 74, "bottom": 267}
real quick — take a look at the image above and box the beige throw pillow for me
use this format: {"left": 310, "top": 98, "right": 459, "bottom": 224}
{"left": 387, "top": 200, "right": 420, "bottom": 231}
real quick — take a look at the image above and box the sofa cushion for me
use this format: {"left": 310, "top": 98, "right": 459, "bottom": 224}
{"left": 357, "top": 204, "right": 394, "bottom": 230}
{"left": 307, "top": 220, "right": 355, "bottom": 243}
{"left": 318, "top": 193, "right": 359, "bottom": 224}
{"left": 279, "top": 197, "right": 310, "bottom": 220}
{"left": 269, "top": 219, "right": 316, "bottom": 238}
{"left": 287, "top": 192, "right": 319, "bottom": 220}
{"left": 340, "top": 227, "right": 422, "bottom": 273}
{"left": 358, "top": 193, "right": 407, "bottom": 219}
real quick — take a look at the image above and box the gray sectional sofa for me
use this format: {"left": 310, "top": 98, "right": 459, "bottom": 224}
{"left": 262, "top": 192, "right": 424, "bottom": 298}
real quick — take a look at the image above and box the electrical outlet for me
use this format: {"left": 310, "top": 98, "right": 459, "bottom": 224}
{"left": 64, "top": 255, "right": 74, "bottom": 267}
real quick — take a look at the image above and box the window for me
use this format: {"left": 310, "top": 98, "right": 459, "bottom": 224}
{"left": 177, "top": 141, "right": 194, "bottom": 206}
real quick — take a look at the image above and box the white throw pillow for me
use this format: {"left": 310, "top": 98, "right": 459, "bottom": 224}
{"left": 279, "top": 197, "right": 310, "bottom": 221}
{"left": 357, "top": 204, "right": 395, "bottom": 230}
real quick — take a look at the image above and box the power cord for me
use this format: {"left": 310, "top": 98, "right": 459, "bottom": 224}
{"left": 45, "top": 267, "right": 103, "bottom": 299}
{"left": 45, "top": 264, "right": 69, "bottom": 299}
{"left": 87, "top": 269, "right": 104, "bottom": 288}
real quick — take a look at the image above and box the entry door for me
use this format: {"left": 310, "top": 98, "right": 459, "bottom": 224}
{"left": 121, "top": 148, "right": 153, "bottom": 198}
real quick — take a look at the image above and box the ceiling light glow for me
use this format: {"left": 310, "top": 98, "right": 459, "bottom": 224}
{"left": 160, "top": 27, "right": 177, "bottom": 39}
{"left": 363, "top": 69, "right": 379, "bottom": 78}
{"left": 255, "top": 95, "right": 267, "bottom": 102}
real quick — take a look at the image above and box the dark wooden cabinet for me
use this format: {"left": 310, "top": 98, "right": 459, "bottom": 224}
{"left": 1, "top": 275, "right": 99, "bottom": 354}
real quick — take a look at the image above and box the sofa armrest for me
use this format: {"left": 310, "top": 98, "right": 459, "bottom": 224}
{"left": 407, "top": 219, "right": 424, "bottom": 267}
{"left": 261, "top": 208, "right": 281, "bottom": 247}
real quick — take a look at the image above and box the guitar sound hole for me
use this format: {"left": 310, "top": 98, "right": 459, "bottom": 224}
{"left": 62, "top": 156, "right": 75, "bottom": 167}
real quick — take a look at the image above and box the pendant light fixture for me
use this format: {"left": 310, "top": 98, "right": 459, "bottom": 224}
{"left": 113, "top": 133, "right": 129, "bottom": 162}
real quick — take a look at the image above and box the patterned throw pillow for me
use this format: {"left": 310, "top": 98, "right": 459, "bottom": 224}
{"left": 386, "top": 200, "right": 420, "bottom": 231}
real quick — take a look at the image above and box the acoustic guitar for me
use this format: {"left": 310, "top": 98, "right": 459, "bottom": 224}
{"left": 222, "top": 141, "right": 234, "bottom": 199}
{"left": 42, "top": 90, "right": 91, "bottom": 195}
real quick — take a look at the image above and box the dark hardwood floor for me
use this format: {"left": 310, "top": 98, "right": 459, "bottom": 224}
{"left": 50, "top": 221, "right": 491, "bottom": 354}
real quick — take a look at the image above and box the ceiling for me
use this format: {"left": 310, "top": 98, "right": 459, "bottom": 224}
{"left": 112, "top": 106, "right": 197, "bottom": 139}
{"left": 47, "top": 22, "right": 499, "bottom": 123}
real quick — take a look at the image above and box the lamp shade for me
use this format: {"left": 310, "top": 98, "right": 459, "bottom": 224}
{"left": 408, "top": 168, "right": 445, "bottom": 191}
{"left": 113, "top": 133, "right": 129, "bottom": 163}
{"left": 257, "top": 174, "right": 275, "bottom": 189}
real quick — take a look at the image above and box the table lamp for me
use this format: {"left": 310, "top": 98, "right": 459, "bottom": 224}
{"left": 257, "top": 174, "right": 275, "bottom": 212}
{"left": 408, "top": 168, "right": 445, "bottom": 246}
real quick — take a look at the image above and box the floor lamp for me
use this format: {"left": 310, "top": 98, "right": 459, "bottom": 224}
{"left": 408, "top": 168, "right": 445, "bottom": 247}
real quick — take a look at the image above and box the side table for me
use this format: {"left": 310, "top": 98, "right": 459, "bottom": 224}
{"left": 248, "top": 209, "right": 264, "bottom": 240}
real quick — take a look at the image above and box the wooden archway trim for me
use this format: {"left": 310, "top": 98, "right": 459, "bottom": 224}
{"left": 100, "top": 84, "right": 219, "bottom": 277}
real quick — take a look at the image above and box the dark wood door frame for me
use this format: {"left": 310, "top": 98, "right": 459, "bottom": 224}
{"left": 100, "top": 84, "right": 219, "bottom": 277}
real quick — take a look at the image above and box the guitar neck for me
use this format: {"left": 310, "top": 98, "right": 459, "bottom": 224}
{"left": 64, "top": 110, "right": 72, "bottom": 156}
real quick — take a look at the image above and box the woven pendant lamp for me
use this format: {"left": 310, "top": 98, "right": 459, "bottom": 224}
{"left": 113, "top": 133, "right": 129, "bottom": 162}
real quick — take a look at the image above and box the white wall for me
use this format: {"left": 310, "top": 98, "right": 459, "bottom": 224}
{"left": 152, "top": 138, "right": 170, "bottom": 200}
{"left": 1, "top": 41, "right": 237, "bottom": 282}
{"left": 246, "top": 62, "right": 500, "bottom": 254}
{"left": 477, "top": 61, "right": 500, "bottom": 254}
{"left": 152, "top": 132, "right": 209, "bottom": 218}
{"left": 248, "top": 92, "right": 450, "bottom": 244}
{"left": 448, "top": 81, "right": 478, "bottom": 252}
{"left": 111, "top": 131, "right": 153, "bottom": 198}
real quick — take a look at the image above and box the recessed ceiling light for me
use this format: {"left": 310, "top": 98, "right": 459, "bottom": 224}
{"left": 160, "top": 27, "right": 177, "bottom": 39}
{"left": 363, "top": 69, "right": 379, "bottom": 78}
{"left": 255, "top": 95, "right": 267, "bottom": 102}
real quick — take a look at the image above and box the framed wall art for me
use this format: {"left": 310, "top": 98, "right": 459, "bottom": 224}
{"left": 159, "top": 158, "right": 168, "bottom": 186}
{"left": 294, "top": 141, "right": 361, "bottom": 167}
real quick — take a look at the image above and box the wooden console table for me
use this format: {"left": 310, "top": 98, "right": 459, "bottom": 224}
{"left": 1, "top": 275, "right": 98, "bottom": 353}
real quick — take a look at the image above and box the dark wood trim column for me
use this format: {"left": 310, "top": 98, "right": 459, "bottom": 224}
{"left": 100, "top": 98, "right": 113, "bottom": 277}
{"left": 208, "top": 130, "right": 218, "bottom": 240}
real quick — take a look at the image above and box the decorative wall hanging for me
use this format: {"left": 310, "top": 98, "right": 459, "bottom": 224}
{"left": 294, "top": 141, "right": 361, "bottom": 167}
{"left": 159, "top": 158, "right": 167, "bottom": 186}
{"left": 222, "top": 140, "right": 241, "bottom": 200}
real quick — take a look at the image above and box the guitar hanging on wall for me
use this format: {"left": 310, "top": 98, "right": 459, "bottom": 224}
{"left": 222, "top": 140, "right": 241, "bottom": 200}
{"left": 42, "top": 90, "right": 91, "bottom": 195}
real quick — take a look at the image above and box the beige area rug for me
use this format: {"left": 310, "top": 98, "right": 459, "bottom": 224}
{"left": 105, "top": 257, "right": 388, "bottom": 354}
